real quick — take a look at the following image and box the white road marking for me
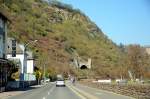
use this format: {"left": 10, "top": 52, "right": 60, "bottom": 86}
{"left": 48, "top": 85, "right": 55, "bottom": 94}
{"left": 42, "top": 85, "right": 55, "bottom": 99}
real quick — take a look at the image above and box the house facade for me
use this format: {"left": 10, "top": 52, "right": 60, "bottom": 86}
{"left": 7, "top": 38, "right": 35, "bottom": 82}
{"left": 0, "top": 12, "right": 9, "bottom": 92}
{"left": 0, "top": 13, "right": 7, "bottom": 58}
{"left": 7, "top": 38, "right": 24, "bottom": 73}
{"left": 26, "top": 51, "right": 34, "bottom": 74}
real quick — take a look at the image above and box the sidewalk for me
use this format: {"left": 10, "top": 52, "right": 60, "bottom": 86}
{"left": 0, "top": 85, "right": 44, "bottom": 99}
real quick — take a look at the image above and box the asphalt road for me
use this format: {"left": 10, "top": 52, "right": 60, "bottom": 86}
{"left": 7, "top": 82, "right": 134, "bottom": 99}
{"left": 8, "top": 83, "right": 81, "bottom": 99}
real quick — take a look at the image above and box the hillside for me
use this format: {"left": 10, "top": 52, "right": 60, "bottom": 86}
{"left": 0, "top": 0, "right": 123, "bottom": 78}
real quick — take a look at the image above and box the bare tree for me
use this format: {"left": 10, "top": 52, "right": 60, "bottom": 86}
{"left": 126, "top": 44, "right": 149, "bottom": 79}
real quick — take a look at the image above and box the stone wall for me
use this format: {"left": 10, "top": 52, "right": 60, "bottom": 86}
{"left": 79, "top": 81, "right": 150, "bottom": 99}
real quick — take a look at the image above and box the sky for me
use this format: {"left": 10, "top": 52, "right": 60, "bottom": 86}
{"left": 61, "top": 0, "right": 150, "bottom": 46}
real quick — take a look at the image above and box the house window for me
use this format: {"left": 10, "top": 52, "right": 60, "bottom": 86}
{"left": 0, "top": 17, "right": 5, "bottom": 58}
{"left": 0, "top": 18, "right": 4, "bottom": 29}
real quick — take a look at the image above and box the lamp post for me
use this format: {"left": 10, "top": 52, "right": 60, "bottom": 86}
{"left": 22, "top": 40, "right": 37, "bottom": 88}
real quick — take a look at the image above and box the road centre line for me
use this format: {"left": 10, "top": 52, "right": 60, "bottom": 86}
{"left": 48, "top": 85, "right": 55, "bottom": 94}
{"left": 42, "top": 84, "right": 55, "bottom": 99}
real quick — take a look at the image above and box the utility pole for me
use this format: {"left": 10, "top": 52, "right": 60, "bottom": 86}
{"left": 43, "top": 61, "right": 46, "bottom": 83}
{"left": 43, "top": 54, "right": 49, "bottom": 83}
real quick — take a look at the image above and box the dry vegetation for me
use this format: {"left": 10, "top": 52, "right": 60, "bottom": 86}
{"left": 0, "top": 0, "right": 150, "bottom": 79}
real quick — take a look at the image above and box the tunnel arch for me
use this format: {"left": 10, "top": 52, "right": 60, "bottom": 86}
{"left": 80, "top": 65, "right": 88, "bottom": 69}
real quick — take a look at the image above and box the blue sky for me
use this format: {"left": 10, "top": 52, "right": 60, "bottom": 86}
{"left": 61, "top": 0, "right": 150, "bottom": 45}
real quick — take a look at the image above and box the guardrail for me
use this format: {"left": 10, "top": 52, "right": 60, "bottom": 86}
{"left": 79, "top": 81, "right": 150, "bottom": 99}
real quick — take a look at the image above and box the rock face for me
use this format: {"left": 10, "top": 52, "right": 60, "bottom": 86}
{"left": 0, "top": 0, "right": 122, "bottom": 76}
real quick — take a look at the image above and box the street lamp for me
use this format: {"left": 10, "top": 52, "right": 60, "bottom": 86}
{"left": 22, "top": 40, "right": 38, "bottom": 88}
{"left": 24, "top": 40, "right": 38, "bottom": 50}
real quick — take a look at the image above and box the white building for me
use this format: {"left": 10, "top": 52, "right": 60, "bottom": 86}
{"left": 26, "top": 51, "right": 34, "bottom": 74}
{"left": 7, "top": 38, "right": 35, "bottom": 80}
{"left": 27, "top": 59, "right": 34, "bottom": 74}
{"left": 7, "top": 53, "right": 24, "bottom": 73}
{"left": 7, "top": 38, "right": 24, "bottom": 73}
{"left": 0, "top": 12, "right": 9, "bottom": 92}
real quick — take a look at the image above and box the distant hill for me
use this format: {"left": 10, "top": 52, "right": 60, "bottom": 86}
{"left": 0, "top": 0, "right": 123, "bottom": 78}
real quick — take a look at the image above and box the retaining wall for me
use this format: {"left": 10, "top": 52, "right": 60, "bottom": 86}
{"left": 79, "top": 81, "right": 150, "bottom": 99}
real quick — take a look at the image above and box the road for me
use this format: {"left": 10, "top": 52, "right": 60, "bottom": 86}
{"left": 7, "top": 82, "right": 134, "bottom": 99}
